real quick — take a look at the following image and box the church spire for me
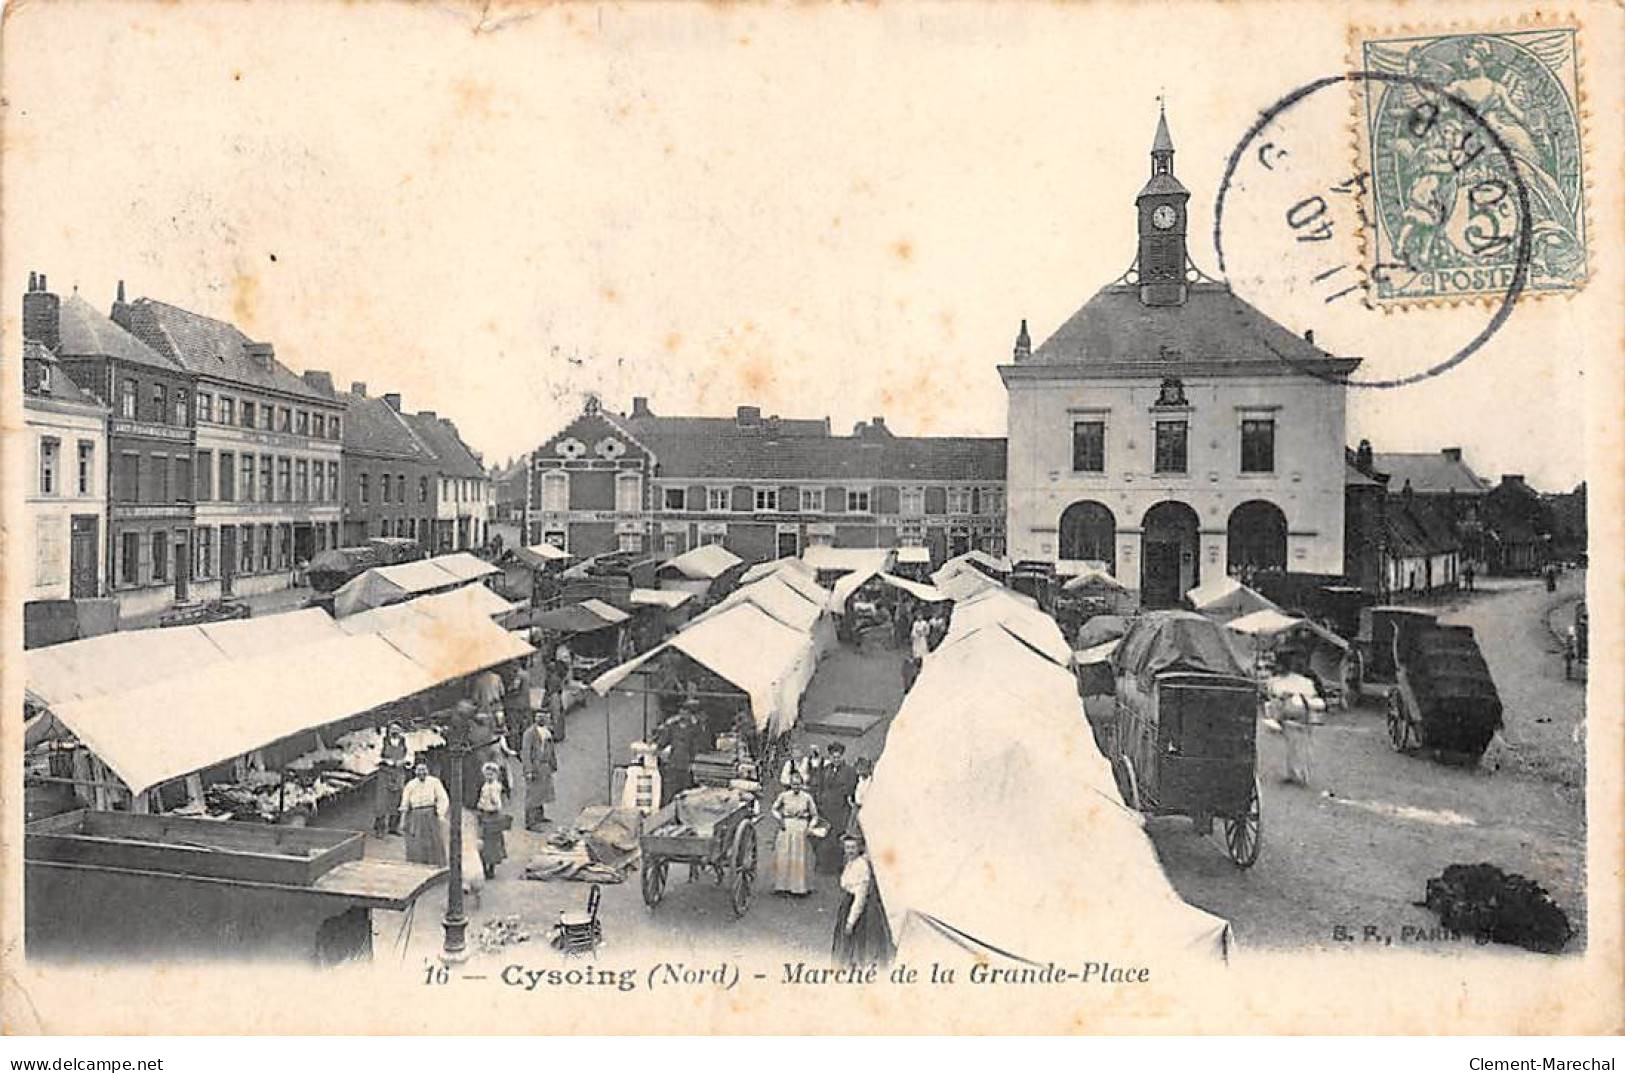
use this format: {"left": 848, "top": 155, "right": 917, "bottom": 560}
{"left": 1012, "top": 318, "right": 1031, "bottom": 361}
{"left": 1136, "top": 102, "right": 1191, "bottom": 307}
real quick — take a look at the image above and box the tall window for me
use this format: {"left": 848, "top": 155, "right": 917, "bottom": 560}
{"left": 173, "top": 455, "right": 191, "bottom": 502}
{"left": 1072, "top": 420, "right": 1106, "bottom": 472}
{"left": 360, "top": 473, "right": 371, "bottom": 504}
{"left": 312, "top": 413, "right": 325, "bottom": 438}
{"left": 982, "top": 487, "right": 1004, "bottom": 515}
{"left": 150, "top": 385, "right": 166, "bottom": 423}
{"left": 153, "top": 454, "right": 169, "bottom": 502}
{"left": 295, "top": 410, "right": 308, "bottom": 435}
{"left": 121, "top": 532, "right": 140, "bottom": 585}
{"left": 1241, "top": 418, "right": 1276, "bottom": 474}
{"left": 754, "top": 487, "right": 778, "bottom": 512}
{"left": 260, "top": 524, "right": 273, "bottom": 570}
{"left": 240, "top": 453, "right": 255, "bottom": 502}
{"left": 278, "top": 407, "right": 291, "bottom": 432}
{"left": 39, "top": 437, "right": 59, "bottom": 495}
{"left": 419, "top": 476, "right": 429, "bottom": 503}
{"left": 196, "top": 528, "right": 213, "bottom": 579}
{"left": 1154, "top": 420, "right": 1188, "bottom": 474}
{"left": 901, "top": 487, "right": 925, "bottom": 515}
{"left": 197, "top": 393, "right": 213, "bottom": 423}
{"left": 706, "top": 487, "right": 730, "bottom": 512}
{"left": 241, "top": 400, "right": 256, "bottom": 428}
{"left": 313, "top": 461, "right": 325, "bottom": 501}
{"left": 329, "top": 416, "right": 341, "bottom": 440}
{"left": 151, "top": 531, "right": 168, "bottom": 581}
{"left": 296, "top": 460, "right": 309, "bottom": 502}
{"left": 539, "top": 472, "right": 566, "bottom": 512}
{"left": 259, "top": 456, "right": 273, "bottom": 502}
{"left": 847, "top": 488, "right": 872, "bottom": 513}
{"left": 77, "top": 442, "right": 94, "bottom": 495}
{"left": 118, "top": 453, "right": 139, "bottom": 503}
{"left": 615, "top": 473, "right": 642, "bottom": 513}
{"left": 328, "top": 462, "right": 340, "bottom": 501}
{"left": 260, "top": 405, "right": 273, "bottom": 431}
{"left": 381, "top": 473, "right": 392, "bottom": 503}
{"left": 219, "top": 397, "right": 234, "bottom": 425}
{"left": 172, "top": 391, "right": 188, "bottom": 426}
{"left": 240, "top": 525, "right": 255, "bottom": 572}
{"left": 219, "top": 451, "right": 235, "bottom": 502}
{"left": 802, "top": 487, "right": 825, "bottom": 513}
{"left": 946, "top": 487, "right": 973, "bottom": 514}
{"left": 120, "top": 379, "right": 137, "bottom": 418}
{"left": 277, "top": 458, "right": 291, "bottom": 502}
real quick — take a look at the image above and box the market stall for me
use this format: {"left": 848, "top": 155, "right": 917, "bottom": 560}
{"left": 627, "top": 587, "right": 695, "bottom": 650}
{"left": 1185, "top": 574, "right": 1279, "bottom": 623}
{"left": 937, "top": 587, "right": 1073, "bottom": 668}
{"left": 526, "top": 599, "right": 631, "bottom": 680}
{"left": 330, "top": 551, "right": 500, "bottom": 618}
{"left": 655, "top": 544, "right": 744, "bottom": 603}
{"left": 801, "top": 546, "right": 893, "bottom": 588}
{"left": 891, "top": 546, "right": 933, "bottom": 581}
{"left": 694, "top": 575, "right": 833, "bottom": 654}
{"left": 862, "top": 618, "right": 1232, "bottom": 970}
{"left": 502, "top": 542, "right": 573, "bottom": 605}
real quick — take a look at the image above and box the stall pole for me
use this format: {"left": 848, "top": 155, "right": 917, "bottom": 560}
{"left": 605, "top": 696, "right": 614, "bottom": 803}
{"left": 441, "top": 708, "right": 470, "bottom": 964}
{"left": 642, "top": 684, "right": 649, "bottom": 742}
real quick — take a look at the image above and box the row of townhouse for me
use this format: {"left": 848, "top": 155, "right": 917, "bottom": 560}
{"left": 19, "top": 273, "right": 491, "bottom": 622}
{"left": 524, "top": 397, "right": 1006, "bottom": 565}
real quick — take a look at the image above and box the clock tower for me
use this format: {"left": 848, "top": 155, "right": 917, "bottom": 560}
{"left": 1136, "top": 106, "right": 1190, "bottom": 307}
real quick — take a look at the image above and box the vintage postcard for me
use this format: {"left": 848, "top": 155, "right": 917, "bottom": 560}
{"left": 1, "top": 0, "right": 1619, "bottom": 1037}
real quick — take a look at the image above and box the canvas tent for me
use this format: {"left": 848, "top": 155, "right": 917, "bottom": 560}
{"left": 937, "top": 588, "right": 1073, "bottom": 668}
{"left": 697, "top": 575, "right": 828, "bottom": 641}
{"left": 893, "top": 547, "right": 931, "bottom": 567}
{"left": 1226, "top": 609, "right": 1350, "bottom": 652}
{"left": 331, "top": 552, "right": 499, "bottom": 618}
{"left": 1114, "top": 610, "right": 1251, "bottom": 688}
{"left": 876, "top": 573, "right": 949, "bottom": 604}
{"left": 801, "top": 546, "right": 892, "bottom": 578}
{"left": 593, "top": 602, "right": 816, "bottom": 736}
{"left": 932, "top": 565, "right": 1001, "bottom": 603}
{"left": 826, "top": 565, "right": 885, "bottom": 613}
{"left": 511, "top": 543, "right": 572, "bottom": 570}
{"left": 657, "top": 544, "right": 742, "bottom": 582}
{"left": 739, "top": 556, "right": 815, "bottom": 585}
{"left": 862, "top": 626, "right": 1232, "bottom": 969}
{"left": 1185, "top": 575, "right": 1278, "bottom": 622}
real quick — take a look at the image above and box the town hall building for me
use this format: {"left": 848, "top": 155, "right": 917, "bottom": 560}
{"left": 1000, "top": 110, "right": 1359, "bottom": 606}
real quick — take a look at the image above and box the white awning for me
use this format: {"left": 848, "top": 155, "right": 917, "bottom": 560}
{"left": 893, "top": 547, "right": 932, "bottom": 565}
{"left": 427, "top": 551, "right": 500, "bottom": 582}
{"left": 629, "top": 588, "right": 693, "bottom": 609}
{"left": 937, "top": 588, "right": 1072, "bottom": 667}
{"left": 698, "top": 576, "right": 825, "bottom": 635}
{"left": 739, "top": 556, "right": 815, "bottom": 585}
{"left": 877, "top": 573, "right": 949, "bottom": 603}
{"left": 801, "top": 546, "right": 892, "bottom": 575}
{"left": 658, "top": 543, "right": 743, "bottom": 581}
{"left": 1227, "top": 608, "right": 1350, "bottom": 651}
{"left": 827, "top": 566, "right": 884, "bottom": 611}
{"left": 579, "top": 598, "right": 630, "bottom": 625}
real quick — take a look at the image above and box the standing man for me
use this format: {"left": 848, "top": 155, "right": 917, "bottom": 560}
{"left": 471, "top": 666, "right": 505, "bottom": 717}
{"left": 814, "top": 742, "right": 858, "bottom": 875}
{"left": 655, "top": 712, "right": 694, "bottom": 806}
{"left": 519, "top": 708, "right": 558, "bottom": 830}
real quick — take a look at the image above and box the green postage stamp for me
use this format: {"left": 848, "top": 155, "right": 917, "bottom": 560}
{"left": 1355, "top": 24, "right": 1589, "bottom": 305}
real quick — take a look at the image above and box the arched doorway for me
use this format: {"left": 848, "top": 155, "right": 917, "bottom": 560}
{"left": 1059, "top": 500, "right": 1117, "bottom": 574}
{"left": 1141, "top": 501, "right": 1200, "bottom": 609}
{"left": 1226, "top": 500, "right": 1288, "bottom": 576}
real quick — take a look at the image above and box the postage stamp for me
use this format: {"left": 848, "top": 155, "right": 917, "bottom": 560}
{"left": 1352, "top": 24, "right": 1589, "bottom": 305}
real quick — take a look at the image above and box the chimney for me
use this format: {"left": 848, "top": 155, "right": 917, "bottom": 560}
{"left": 302, "top": 369, "right": 335, "bottom": 394}
{"left": 631, "top": 396, "right": 651, "bottom": 418}
{"left": 416, "top": 409, "right": 437, "bottom": 421}
{"left": 1304, "top": 328, "right": 1316, "bottom": 346}
{"left": 1502, "top": 474, "right": 1525, "bottom": 486}
{"left": 1356, "top": 438, "right": 1373, "bottom": 473}
{"left": 22, "top": 270, "right": 60, "bottom": 352}
{"left": 350, "top": 381, "right": 367, "bottom": 396}
{"left": 383, "top": 392, "right": 402, "bottom": 412}
{"left": 736, "top": 405, "right": 761, "bottom": 426}
{"left": 1013, "top": 318, "right": 1031, "bottom": 361}
{"left": 1441, "top": 447, "right": 1462, "bottom": 462}
{"left": 871, "top": 416, "right": 886, "bottom": 432}
{"left": 1402, "top": 479, "right": 1414, "bottom": 502}
{"left": 244, "top": 341, "right": 275, "bottom": 368}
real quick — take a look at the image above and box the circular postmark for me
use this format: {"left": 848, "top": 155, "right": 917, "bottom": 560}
{"left": 1212, "top": 71, "right": 1533, "bottom": 389}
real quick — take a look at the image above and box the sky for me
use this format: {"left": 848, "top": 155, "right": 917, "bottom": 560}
{"left": 3, "top": 1, "right": 1607, "bottom": 492}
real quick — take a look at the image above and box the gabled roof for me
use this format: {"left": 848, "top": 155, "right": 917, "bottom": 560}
{"left": 1020, "top": 284, "right": 1358, "bottom": 373}
{"left": 401, "top": 411, "right": 487, "bottom": 479}
{"left": 1386, "top": 498, "right": 1459, "bottom": 555}
{"left": 22, "top": 340, "right": 107, "bottom": 410}
{"left": 344, "top": 393, "right": 437, "bottom": 462}
{"left": 1373, "top": 452, "right": 1489, "bottom": 495}
{"left": 55, "top": 294, "right": 180, "bottom": 373}
{"left": 116, "top": 298, "right": 334, "bottom": 403}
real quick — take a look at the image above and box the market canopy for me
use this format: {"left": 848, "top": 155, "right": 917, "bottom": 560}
{"left": 593, "top": 602, "right": 815, "bottom": 735}
{"left": 938, "top": 588, "right": 1072, "bottom": 667}
{"left": 1185, "top": 575, "right": 1278, "bottom": 622}
{"left": 739, "top": 555, "right": 814, "bottom": 585}
{"left": 331, "top": 552, "right": 498, "bottom": 617}
{"left": 893, "top": 547, "right": 931, "bottom": 566}
{"left": 1062, "top": 566, "right": 1130, "bottom": 595}
{"left": 932, "top": 566, "right": 1001, "bottom": 603}
{"left": 511, "top": 543, "right": 572, "bottom": 570}
{"left": 527, "top": 600, "right": 629, "bottom": 635}
{"left": 657, "top": 543, "right": 742, "bottom": 581}
{"left": 801, "top": 546, "right": 892, "bottom": 576}
{"left": 826, "top": 566, "right": 884, "bottom": 612}
{"left": 1226, "top": 608, "right": 1350, "bottom": 651}
{"left": 700, "top": 575, "right": 826, "bottom": 636}
{"left": 863, "top": 626, "right": 1231, "bottom": 968}
{"left": 628, "top": 588, "right": 693, "bottom": 610}
{"left": 428, "top": 552, "right": 500, "bottom": 583}
{"left": 877, "top": 573, "right": 949, "bottom": 603}
{"left": 939, "top": 549, "right": 1011, "bottom": 577}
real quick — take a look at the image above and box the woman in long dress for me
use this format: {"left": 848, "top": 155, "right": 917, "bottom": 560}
{"left": 373, "top": 722, "right": 410, "bottom": 836}
{"left": 520, "top": 711, "right": 558, "bottom": 830}
{"left": 475, "top": 761, "right": 508, "bottom": 879}
{"left": 399, "top": 761, "right": 449, "bottom": 866}
{"left": 771, "top": 774, "right": 819, "bottom": 896}
{"left": 832, "top": 836, "right": 893, "bottom": 967}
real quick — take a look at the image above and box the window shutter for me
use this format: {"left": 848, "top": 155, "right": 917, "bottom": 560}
{"left": 875, "top": 485, "right": 900, "bottom": 514}
{"left": 687, "top": 485, "right": 706, "bottom": 510}
{"left": 826, "top": 486, "right": 846, "bottom": 513}
{"left": 731, "top": 485, "right": 752, "bottom": 511}
{"left": 780, "top": 486, "right": 799, "bottom": 512}
{"left": 924, "top": 486, "right": 947, "bottom": 515}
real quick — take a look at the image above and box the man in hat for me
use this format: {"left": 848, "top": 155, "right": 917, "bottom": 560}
{"left": 374, "top": 721, "right": 411, "bottom": 836}
{"left": 814, "top": 742, "right": 859, "bottom": 875}
{"left": 519, "top": 708, "right": 558, "bottom": 830}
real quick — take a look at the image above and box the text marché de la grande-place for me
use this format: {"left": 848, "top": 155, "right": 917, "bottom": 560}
{"left": 490, "top": 960, "right": 1152, "bottom": 993}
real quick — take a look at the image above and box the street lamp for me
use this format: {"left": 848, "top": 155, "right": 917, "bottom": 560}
{"left": 441, "top": 702, "right": 472, "bottom": 964}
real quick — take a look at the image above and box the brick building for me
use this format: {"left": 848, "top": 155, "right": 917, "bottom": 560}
{"left": 32, "top": 276, "right": 199, "bottom": 617}
{"left": 524, "top": 397, "right": 1006, "bottom": 565}
{"left": 21, "top": 337, "right": 109, "bottom": 605}
{"left": 400, "top": 410, "right": 490, "bottom": 552}
{"left": 112, "top": 293, "right": 345, "bottom": 599}
{"left": 340, "top": 385, "right": 441, "bottom": 545}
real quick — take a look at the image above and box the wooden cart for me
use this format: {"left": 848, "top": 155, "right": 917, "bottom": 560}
{"left": 1386, "top": 621, "right": 1502, "bottom": 758}
{"left": 639, "top": 789, "right": 759, "bottom": 917}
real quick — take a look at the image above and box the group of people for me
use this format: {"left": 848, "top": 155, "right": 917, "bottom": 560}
{"left": 768, "top": 741, "right": 872, "bottom": 894}
{"left": 372, "top": 653, "right": 568, "bottom": 881}
{"left": 900, "top": 605, "right": 948, "bottom": 693}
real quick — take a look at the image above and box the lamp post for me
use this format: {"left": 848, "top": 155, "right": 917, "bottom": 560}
{"left": 441, "top": 703, "right": 472, "bottom": 964}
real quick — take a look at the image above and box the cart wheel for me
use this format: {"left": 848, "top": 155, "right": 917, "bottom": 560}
{"left": 1386, "top": 690, "right": 1412, "bottom": 752}
{"left": 1223, "top": 779, "right": 1262, "bottom": 868}
{"left": 730, "top": 829, "right": 758, "bottom": 918}
{"left": 641, "top": 859, "right": 668, "bottom": 908}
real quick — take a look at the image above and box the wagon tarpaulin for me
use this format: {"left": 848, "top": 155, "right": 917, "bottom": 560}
{"left": 1114, "top": 610, "right": 1251, "bottom": 687}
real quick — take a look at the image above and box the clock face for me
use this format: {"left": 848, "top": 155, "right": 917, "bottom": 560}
{"left": 1152, "top": 204, "right": 1178, "bottom": 230}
